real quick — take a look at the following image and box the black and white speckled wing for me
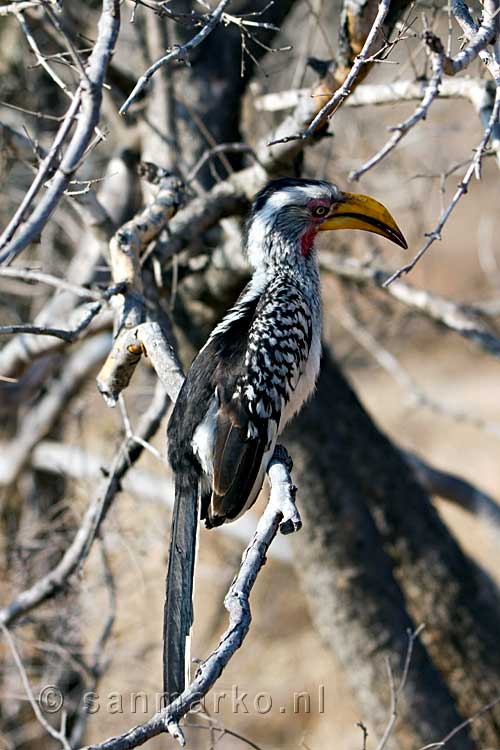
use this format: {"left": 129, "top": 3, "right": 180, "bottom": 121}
{"left": 239, "top": 279, "right": 313, "bottom": 432}
{"left": 209, "top": 278, "right": 314, "bottom": 523}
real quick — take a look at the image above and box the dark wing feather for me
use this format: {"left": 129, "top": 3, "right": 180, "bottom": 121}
{"left": 210, "top": 400, "right": 266, "bottom": 524}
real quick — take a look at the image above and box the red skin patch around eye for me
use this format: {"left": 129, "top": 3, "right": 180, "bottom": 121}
{"left": 300, "top": 198, "right": 331, "bottom": 256}
{"left": 307, "top": 198, "right": 331, "bottom": 212}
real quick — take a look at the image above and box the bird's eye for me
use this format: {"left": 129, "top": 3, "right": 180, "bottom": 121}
{"left": 312, "top": 205, "right": 328, "bottom": 217}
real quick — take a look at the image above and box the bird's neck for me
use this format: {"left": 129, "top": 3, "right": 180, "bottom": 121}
{"left": 265, "top": 237, "right": 321, "bottom": 290}
{"left": 247, "top": 240, "right": 322, "bottom": 325}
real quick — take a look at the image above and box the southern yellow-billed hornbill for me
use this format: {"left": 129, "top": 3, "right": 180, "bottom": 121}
{"left": 164, "top": 177, "right": 406, "bottom": 701}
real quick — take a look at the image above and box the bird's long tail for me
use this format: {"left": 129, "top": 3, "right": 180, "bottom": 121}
{"left": 163, "top": 469, "right": 199, "bottom": 704}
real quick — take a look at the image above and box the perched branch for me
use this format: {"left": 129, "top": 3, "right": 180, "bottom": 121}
{"left": 80, "top": 446, "right": 300, "bottom": 750}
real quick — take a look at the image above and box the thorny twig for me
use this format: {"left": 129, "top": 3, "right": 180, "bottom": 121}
{"left": 384, "top": 84, "right": 500, "bottom": 285}
{"left": 268, "top": 0, "right": 392, "bottom": 145}
{"left": 0, "top": 0, "right": 120, "bottom": 265}
{"left": 120, "top": 0, "right": 231, "bottom": 115}
{"left": 350, "top": 44, "right": 444, "bottom": 182}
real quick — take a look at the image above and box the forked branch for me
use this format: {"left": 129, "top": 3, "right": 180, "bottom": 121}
{"left": 81, "top": 446, "right": 300, "bottom": 750}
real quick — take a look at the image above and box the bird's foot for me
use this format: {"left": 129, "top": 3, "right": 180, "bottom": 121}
{"left": 165, "top": 717, "right": 185, "bottom": 746}
{"left": 268, "top": 445, "right": 302, "bottom": 535}
{"left": 279, "top": 491, "right": 301, "bottom": 535}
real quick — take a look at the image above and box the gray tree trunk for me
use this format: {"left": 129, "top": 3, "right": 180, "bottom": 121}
{"left": 285, "top": 350, "right": 500, "bottom": 747}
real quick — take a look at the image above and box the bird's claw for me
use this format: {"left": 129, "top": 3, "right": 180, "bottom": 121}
{"left": 165, "top": 718, "right": 185, "bottom": 746}
{"left": 268, "top": 445, "right": 301, "bottom": 535}
{"left": 279, "top": 487, "right": 302, "bottom": 535}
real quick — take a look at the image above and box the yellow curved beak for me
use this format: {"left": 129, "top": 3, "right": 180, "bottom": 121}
{"left": 318, "top": 191, "right": 407, "bottom": 249}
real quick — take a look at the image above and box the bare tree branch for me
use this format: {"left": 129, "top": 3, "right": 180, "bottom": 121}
{"left": 403, "top": 451, "right": 500, "bottom": 531}
{"left": 268, "top": 0, "right": 392, "bottom": 145}
{"left": 320, "top": 253, "right": 500, "bottom": 358}
{"left": 0, "top": 0, "right": 120, "bottom": 265}
{"left": 254, "top": 78, "right": 493, "bottom": 113}
{"left": 0, "top": 378, "right": 169, "bottom": 627}
{"left": 0, "top": 334, "right": 111, "bottom": 486}
{"left": 375, "top": 626, "right": 426, "bottom": 750}
{"left": 96, "top": 168, "right": 186, "bottom": 405}
{"left": 384, "top": 84, "right": 500, "bottom": 285}
{"left": 350, "top": 44, "right": 443, "bottom": 182}
{"left": 1, "top": 624, "right": 71, "bottom": 750}
{"left": 119, "top": 0, "right": 231, "bottom": 116}
{"left": 80, "top": 446, "right": 300, "bottom": 750}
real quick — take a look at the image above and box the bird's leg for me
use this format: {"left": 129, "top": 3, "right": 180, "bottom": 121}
{"left": 267, "top": 445, "right": 302, "bottom": 535}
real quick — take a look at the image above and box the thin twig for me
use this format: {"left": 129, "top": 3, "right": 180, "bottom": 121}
{"left": 375, "top": 626, "right": 426, "bottom": 750}
{"left": 0, "top": 267, "right": 105, "bottom": 300}
{"left": 0, "top": 0, "right": 120, "bottom": 265}
{"left": 384, "top": 84, "right": 500, "bottom": 285}
{"left": 268, "top": 0, "right": 391, "bottom": 145}
{"left": 350, "top": 49, "right": 443, "bottom": 181}
{"left": 1, "top": 624, "right": 71, "bottom": 750}
{"left": 119, "top": 0, "right": 231, "bottom": 115}
{"left": 419, "top": 695, "right": 500, "bottom": 750}
{"left": 0, "top": 92, "right": 83, "bottom": 251}
{"left": 0, "top": 379, "right": 170, "bottom": 626}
